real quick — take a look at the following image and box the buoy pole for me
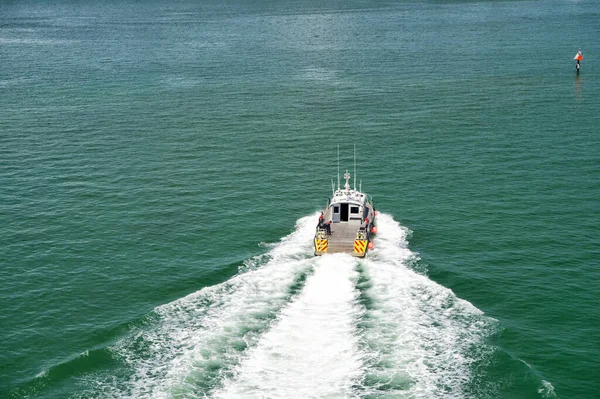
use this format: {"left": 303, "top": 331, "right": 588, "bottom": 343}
{"left": 575, "top": 48, "right": 583, "bottom": 74}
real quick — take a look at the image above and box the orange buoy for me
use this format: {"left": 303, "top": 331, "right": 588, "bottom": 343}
{"left": 371, "top": 226, "right": 377, "bottom": 234}
{"left": 368, "top": 242, "right": 374, "bottom": 250}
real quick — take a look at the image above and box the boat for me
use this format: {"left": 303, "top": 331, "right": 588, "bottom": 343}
{"left": 314, "top": 149, "right": 376, "bottom": 257}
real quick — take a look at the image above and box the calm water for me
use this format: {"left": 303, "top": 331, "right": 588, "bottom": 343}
{"left": 1, "top": 0, "right": 599, "bottom": 398}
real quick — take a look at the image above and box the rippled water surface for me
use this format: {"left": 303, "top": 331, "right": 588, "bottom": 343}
{"left": 1, "top": 0, "right": 599, "bottom": 398}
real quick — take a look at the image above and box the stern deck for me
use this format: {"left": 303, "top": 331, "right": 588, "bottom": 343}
{"left": 326, "top": 221, "right": 362, "bottom": 254}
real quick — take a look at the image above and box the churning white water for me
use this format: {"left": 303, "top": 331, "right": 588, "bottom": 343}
{"left": 359, "top": 213, "right": 494, "bottom": 398}
{"left": 100, "top": 212, "right": 494, "bottom": 399}
{"left": 214, "top": 254, "right": 366, "bottom": 399}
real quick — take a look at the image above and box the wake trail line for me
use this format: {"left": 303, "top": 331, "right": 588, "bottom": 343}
{"left": 214, "top": 254, "right": 367, "bottom": 399}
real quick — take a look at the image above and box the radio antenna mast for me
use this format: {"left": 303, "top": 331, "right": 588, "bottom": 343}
{"left": 354, "top": 144, "right": 357, "bottom": 190}
{"left": 337, "top": 144, "right": 340, "bottom": 190}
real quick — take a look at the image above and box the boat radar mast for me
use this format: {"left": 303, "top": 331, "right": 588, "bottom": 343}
{"left": 344, "top": 171, "right": 351, "bottom": 191}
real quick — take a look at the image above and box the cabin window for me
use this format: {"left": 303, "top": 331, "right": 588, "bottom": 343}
{"left": 333, "top": 206, "right": 340, "bottom": 214}
{"left": 350, "top": 206, "right": 359, "bottom": 214}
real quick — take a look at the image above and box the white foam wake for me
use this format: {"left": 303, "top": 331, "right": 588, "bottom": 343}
{"left": 84, "top": 211, "right": 497, "bottom": 399}
{"left": 105, "top": 213, "right": 319, "bottom": 399}
{"left": 359, "top": 213, "right": 495, "bottom": 398}
{"left": 214, "top": 254, "right": 366, "bottom": 399}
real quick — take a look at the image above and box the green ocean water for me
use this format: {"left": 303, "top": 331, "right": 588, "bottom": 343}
{"left": 1, "top": 0, "right": 599, "bottom": 398}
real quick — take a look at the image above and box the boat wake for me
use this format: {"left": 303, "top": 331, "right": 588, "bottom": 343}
{"left": 214, "top": 254, "right": 366, "bottom": 398}
{"left": 357, "top": 213, "right": 495, "bottom": 398}
{"left": 82, "top": 212, "right": 498, "bottom": 398}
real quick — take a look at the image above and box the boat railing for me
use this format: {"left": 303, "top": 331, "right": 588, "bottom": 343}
{"left": 356, "top": 228, "right": 367, "bottom": 240}
{"left": 316, "top": 228, "right": 328, "bottom": 239}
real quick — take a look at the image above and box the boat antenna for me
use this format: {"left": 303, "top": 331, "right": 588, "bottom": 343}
{"left": 337, "top": 144, "right": 340, "bottom": 190}
{"left": 360, "top": 179, "right": 362, "bottom": 193}
{"left": 354, "top": 144, "right": 357, "bottom": 190}
{"left": 331, "top": 178, "right": 335, "bottom": 197}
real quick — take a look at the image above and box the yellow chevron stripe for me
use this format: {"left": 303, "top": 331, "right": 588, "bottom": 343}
{"left": 354, "top": 240, "right": 367, "bottom": 253}
{"left": 315, "top": 239, "right": 328, "bottom": 252}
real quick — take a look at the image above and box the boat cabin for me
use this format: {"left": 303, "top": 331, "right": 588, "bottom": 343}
{"left": 329, "top": 192, "right": 369, "bottom": 223}
{"left": 325, "top": 171, "right": 370, "bottom": 223}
